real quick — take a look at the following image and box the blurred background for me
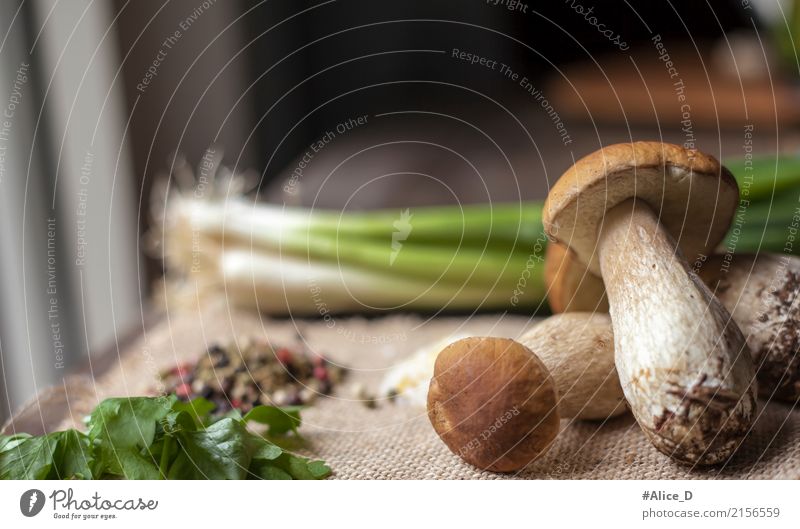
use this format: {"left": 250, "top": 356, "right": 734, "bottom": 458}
{"left": 1, "top": 0, "right": 798, "bottom": 422}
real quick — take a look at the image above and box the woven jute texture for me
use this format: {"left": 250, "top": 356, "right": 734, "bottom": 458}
{"left": 5, "top": 303, "right": 800, "bottom": 479}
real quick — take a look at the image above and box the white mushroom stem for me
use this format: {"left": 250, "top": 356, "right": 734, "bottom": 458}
{"left": 384, "top": 313, "right": 626, "bottom": 419}
{"left": 597, "top": 198, "right": 757, "bottom": 465}
{"left": 546, "top": 244, "right": 800, "bottom": 401}
{"left": 519, "top": 313, "right": 626, "bottom": 420}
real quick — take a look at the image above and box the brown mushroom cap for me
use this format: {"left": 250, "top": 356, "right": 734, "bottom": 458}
{"left": 544, "top": 241, "right": 608, "bottom": 313}
{"left": 427, "top": 337, "right": 560, "bottom": 472}
{"left": 543, "top": 142, "right": 738, "bottom": 275}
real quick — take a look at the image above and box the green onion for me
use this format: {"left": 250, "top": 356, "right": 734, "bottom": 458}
{"left": 158, "top": 153, "right": 800, "bottom": 315}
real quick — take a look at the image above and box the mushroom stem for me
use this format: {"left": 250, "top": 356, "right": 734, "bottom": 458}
{"left": 598, "top": 198, "right": 757, "bottom": 465}
{"left": 519, "top": 313, "right": 625, "bottom": 420}
{"left": 546, "top": 243, "right": 800, "bottom": 401}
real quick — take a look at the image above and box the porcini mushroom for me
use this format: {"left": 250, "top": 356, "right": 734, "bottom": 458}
{"left": 544, "top": 241, "right": 608, "bottom": 313}
{"left": 428, "top": 316, "right": 626, "bottom": 472}
{"left": 543, "top": 142, "right": 757, "bottom": 465}
{"left": 428, "top": 337, "right": 560, "bottom": 472}
{"left": 546, "top": 242, "right": 800, "bottom": 401}
{"left": 698, "top": 253, "right": 800, "bottom": 401}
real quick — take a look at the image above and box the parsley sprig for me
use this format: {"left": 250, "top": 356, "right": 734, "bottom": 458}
{"left": 0, "top": 395, "right": 330, "bottom": 480}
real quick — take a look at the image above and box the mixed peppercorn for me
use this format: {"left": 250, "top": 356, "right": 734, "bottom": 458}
{"left": 162, "top": 339, "right": 346, "bottom": 413}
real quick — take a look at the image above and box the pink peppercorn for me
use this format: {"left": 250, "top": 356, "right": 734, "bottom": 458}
{"left": 276, "top": 348, "right": 293, "bottom": 364}
{"left": 313, "top": 366, "right": 328, "bottom": 381}
{"left": 175, "top": 382, "right": 192, "bottom": 397}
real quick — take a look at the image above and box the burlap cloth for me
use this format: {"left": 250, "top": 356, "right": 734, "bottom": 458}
{"left": 5, "top": 303, "right": 800, "bottom": 479}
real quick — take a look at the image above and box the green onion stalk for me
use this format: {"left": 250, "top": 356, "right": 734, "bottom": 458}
{"left": 156, "top": 154, "right": 800, "bottom": 315}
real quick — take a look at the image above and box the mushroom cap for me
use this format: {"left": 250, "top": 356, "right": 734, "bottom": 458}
{"left": 543, "top": 142, "right": 738, "bottom": 275}
{"left": 427, "top": 337, "right": 559, "bottom": 472}
{"left": 544, "top": 241, "right": 608, "bottom": 313}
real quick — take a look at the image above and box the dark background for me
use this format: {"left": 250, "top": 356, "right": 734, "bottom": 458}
{"left": 111, "top": 0, "right": 767, "bottom": 280}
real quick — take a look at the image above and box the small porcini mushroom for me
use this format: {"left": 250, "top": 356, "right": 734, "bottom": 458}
{"left": 543, "top": 142, "right": 757, "bottom": 465}
{"left": 698, "top": 253, "right": 800, "bottom": 401}
{"left": 428, "top": 337, "right": 560, "bottom": 472}
{"left": 428, "top": 318, "right": 626, "bottom": 471}
{"left": 547, "top": 242, "right": 800, "bottom": 401}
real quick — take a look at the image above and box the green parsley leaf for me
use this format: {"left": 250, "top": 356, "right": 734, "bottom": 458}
{"left": 50, "top": 429, "right": 92, "bottom": 480}
{"left": 0, "top": 433, "right": 58, "bottom": 479}
{"left": 244, "top": 405, "right": 303, "bottom": 436}
{"left": 248, "top": 461, "right": 292, "bottom": 480}
{"left": 172, "top": 418, "right": 251, "bottom": 480}
{"left": 250, "top": 438, "right": 283, "bottom": 461}
{"left": 0, "top": 433, "right": 32, "bottom": 453}
{"left": 170, "top": 397, "right": 215, "bottom": 427}
{"left": 90, "top": 396, "right": 173, "bottom": 449}
{"left": 1, "top": 394, "right": 331, "bottom": 480}
{"left": 102, "top": 446, "right": 161, "bottom": 480}
{"left": 248, "top": 452, "right": 331, "bottom": 480}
